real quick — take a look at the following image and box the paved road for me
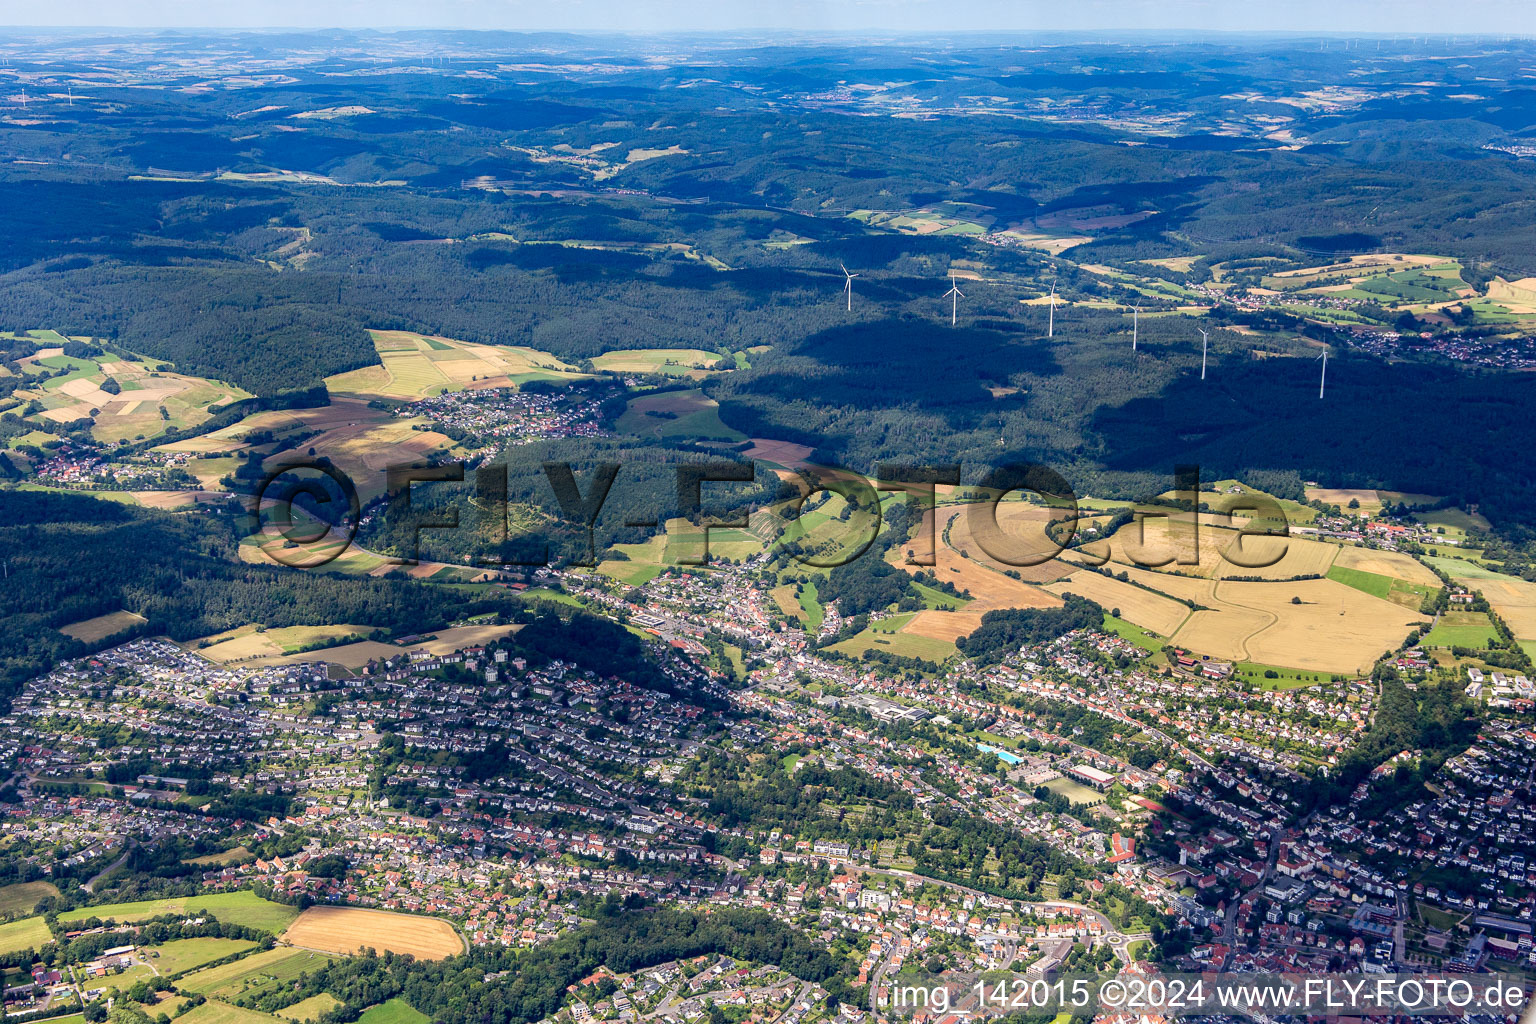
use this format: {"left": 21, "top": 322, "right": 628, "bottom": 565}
{"left": 858, "top": 865, "right": 1150, "bottom": 962}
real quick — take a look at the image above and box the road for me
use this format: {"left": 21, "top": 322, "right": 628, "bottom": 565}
{"left": 858, "top": 865, "right": 1150, "bottom": 963}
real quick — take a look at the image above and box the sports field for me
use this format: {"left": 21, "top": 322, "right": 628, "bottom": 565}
{"left": 281, "top": 906, "right": 463, "bottom": 960}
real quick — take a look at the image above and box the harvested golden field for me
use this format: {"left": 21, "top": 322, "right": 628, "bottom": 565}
{"left": 1331, "top": 545, "right": 1442, "bottom": 586}
{"left": 1044, "top": 569, "right": 1190, "bottom": 637}
{"left": 895, "top": 509, "right": 1063, "bottom": 644}
{"left": 1096, "top": 514, "right": 1334, "bottom": 580}
{"left": 770, "top": 584, "right": 802, "bottom": 618}
{"left": 195, "top": 624, "right": 374, "bottom": 663}
{"left": 282, "top": 906, "right": 463, "bottom": 960}
{"left": 1170, "top": 578, "right": 1421, "bottom": 674}
{"left": 1304, "top": 487, "right": 1383, "bottom": 515}
{"left": 326, "top": 330, "right": 583, "bottom": 399}
{"left": 1467, "top": 576, "right": 1536, "bottom": 642}
{"left": 59, "top": 609, "right": 146, "bottom": 642}
{"left": 131, "top": 489, "right": 231, "bottom": 509}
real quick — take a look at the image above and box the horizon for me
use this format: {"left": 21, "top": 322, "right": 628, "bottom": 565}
{"left": 0, "top": 1, "right": 1533, "bottom": 36}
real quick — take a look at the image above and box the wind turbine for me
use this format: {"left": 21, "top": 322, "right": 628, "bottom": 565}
{"left": 1199, "top": 328, "right": 1209, "bottom": 380}
{"left": 1047, "top": 276, "right": 1057, "bottom": 338}
{"left": 1318, "top": 349, "right": 1328, "bottom": 399}
{"left": 943, "top": 275, "right": 964, "bottom": 326}
{"left": 840, "top": 263, "right": 858, "bottom": 312}
{"left": 1132, "top": 304, "right": 1139, "bottom": 351}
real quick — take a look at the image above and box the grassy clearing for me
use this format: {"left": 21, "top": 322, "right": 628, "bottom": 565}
{"left": 60, "top": 890, "right": 298, "bottom": 934}
{"left": 1232, "top": 662, "right": 1341, "bottom": 690}
{"left": 178, "top": 947, "right": 337, "bottom": 1000}
{"left": 829, "top": 612, "right": 957, "bottom": 663}
{"left": 57, "top": 610, "right": 148, "bottom": 643}
{"left": 277, "top": 994, "right": 345, "bottom": 1022}
{"left": 590, "top": 348, "right": 722, "bottom": 375}
{"left": 175, "top": 1001, "right": 287, "bottom": 1024}
{"left": 615, "top": 388, "right": 744, "bottom": 442}
{"left": 356, "top": 999, "right": 430, "bottom": 1024}
{"left": 1100, "top": 613, "right": 1163, "bottom": 653}
{"left": 0, "top": 881, "right": 58, "bottom": 917}
{"left": 0, "top": 916, "right": 52, "bottom": 955}
{"left": 1422, "top": 612, "right": 1498, "bottom": 649}
{"left": 149, "top": 937, "right": 257, "bottom": 976}
{"left": 183, "top": 846, "right": 253, "bottom": 867}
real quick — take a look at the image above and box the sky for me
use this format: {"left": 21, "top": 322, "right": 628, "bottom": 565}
{"left": 2, "top": 0, "right": 1535, "bottom": 34}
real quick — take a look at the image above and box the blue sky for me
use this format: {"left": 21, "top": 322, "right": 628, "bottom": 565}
{"left": 1, "top": 0, "right": 1533, "bottom": 33}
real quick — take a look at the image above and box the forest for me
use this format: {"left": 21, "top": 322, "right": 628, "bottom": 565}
{"left": 247, "top": 905, "right": 855, "bottom": 1024}
{"left": 0, "top": 490, "right": 521, "bottom": 708}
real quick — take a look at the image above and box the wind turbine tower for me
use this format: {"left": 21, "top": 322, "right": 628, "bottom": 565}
{"left": 1047, "top": 276, "right": 1057, "bottom": 338}
{"left": 1132, "top": 305, "right": 1139, "bottom": 351}
{"left": 943, "top": 276, "right": 964, "bottom": 327}
{"left": 840, "top": 263, "right": 858, "bottom": 312}
{"left": 1199, "top": 328, "right": 1209, "bottom": 380}
{"left": 1319, "top": 349, "right": 1328, "bottom": 399}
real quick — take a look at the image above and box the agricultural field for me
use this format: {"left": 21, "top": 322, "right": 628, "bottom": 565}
{"left": 13, "top": 345, "right": 250, "bottom": 443}
{"left": 1330, "top": 546, "right": 1442, "bottom": 586}
{"left": 277, "top": 994, "right": 345, "bottom": 1022}
{"left": 1455, "top": 574, "right": 1536, "bottom": 650}
{"left": 589, "top": 348, "right": 722, "bottom": 376}
{"left": 615, "top": 388, "right": 744, "bottom": 441}
{"left": 177, "top": 946, "right": 337, "bottom": 999}
{"left": 1412, "top": 507, "right": 1492, "bottom": 541}
{"left": 0, "top": 916, "right": 51, "bottom": 955}
{"left": 57, "top": 610, "right": 147, "bottom": 643}
{"left": 1173, "top": 578, "right": 1422, "bottom": 674}
{"left": 1046, "top": 569, "right": 1191, "bottom": 638}
{"left": 1326, "top": 565, "right": 1436, "bottom": 608}
{"left": 848, "top": 203, "right": 992, "bottom": 236}
{"left": 356, "top": 999, "right": 430, "bottom": 1024}
{"left": 148, "top": 937, "right": 258, "bottom": 976}
{"left": 281, "top": 906, "right": 463, "bottom": 960}
{"left": 325, "top": 330, "right": 584, "bottom": 399}
{"left": 827, "top": 612, "right": 957, "bottom": 663}
{"left": 59, "top": 890, "right": 299, "bottom": 934}
{"left": 1304, "top": 487, "right": 1385, "bottom": 515}
{"left": 171, "top": 397, "right": 457, "bottom": 502}
{"left": 192, "top": 624, "right": 375, "bottom": 663}
{"left": 0, "top": 881, "right": 59, "bottom": 916}
{"left": 1099, "top": 515, "right": 1339, "bottom": 580}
